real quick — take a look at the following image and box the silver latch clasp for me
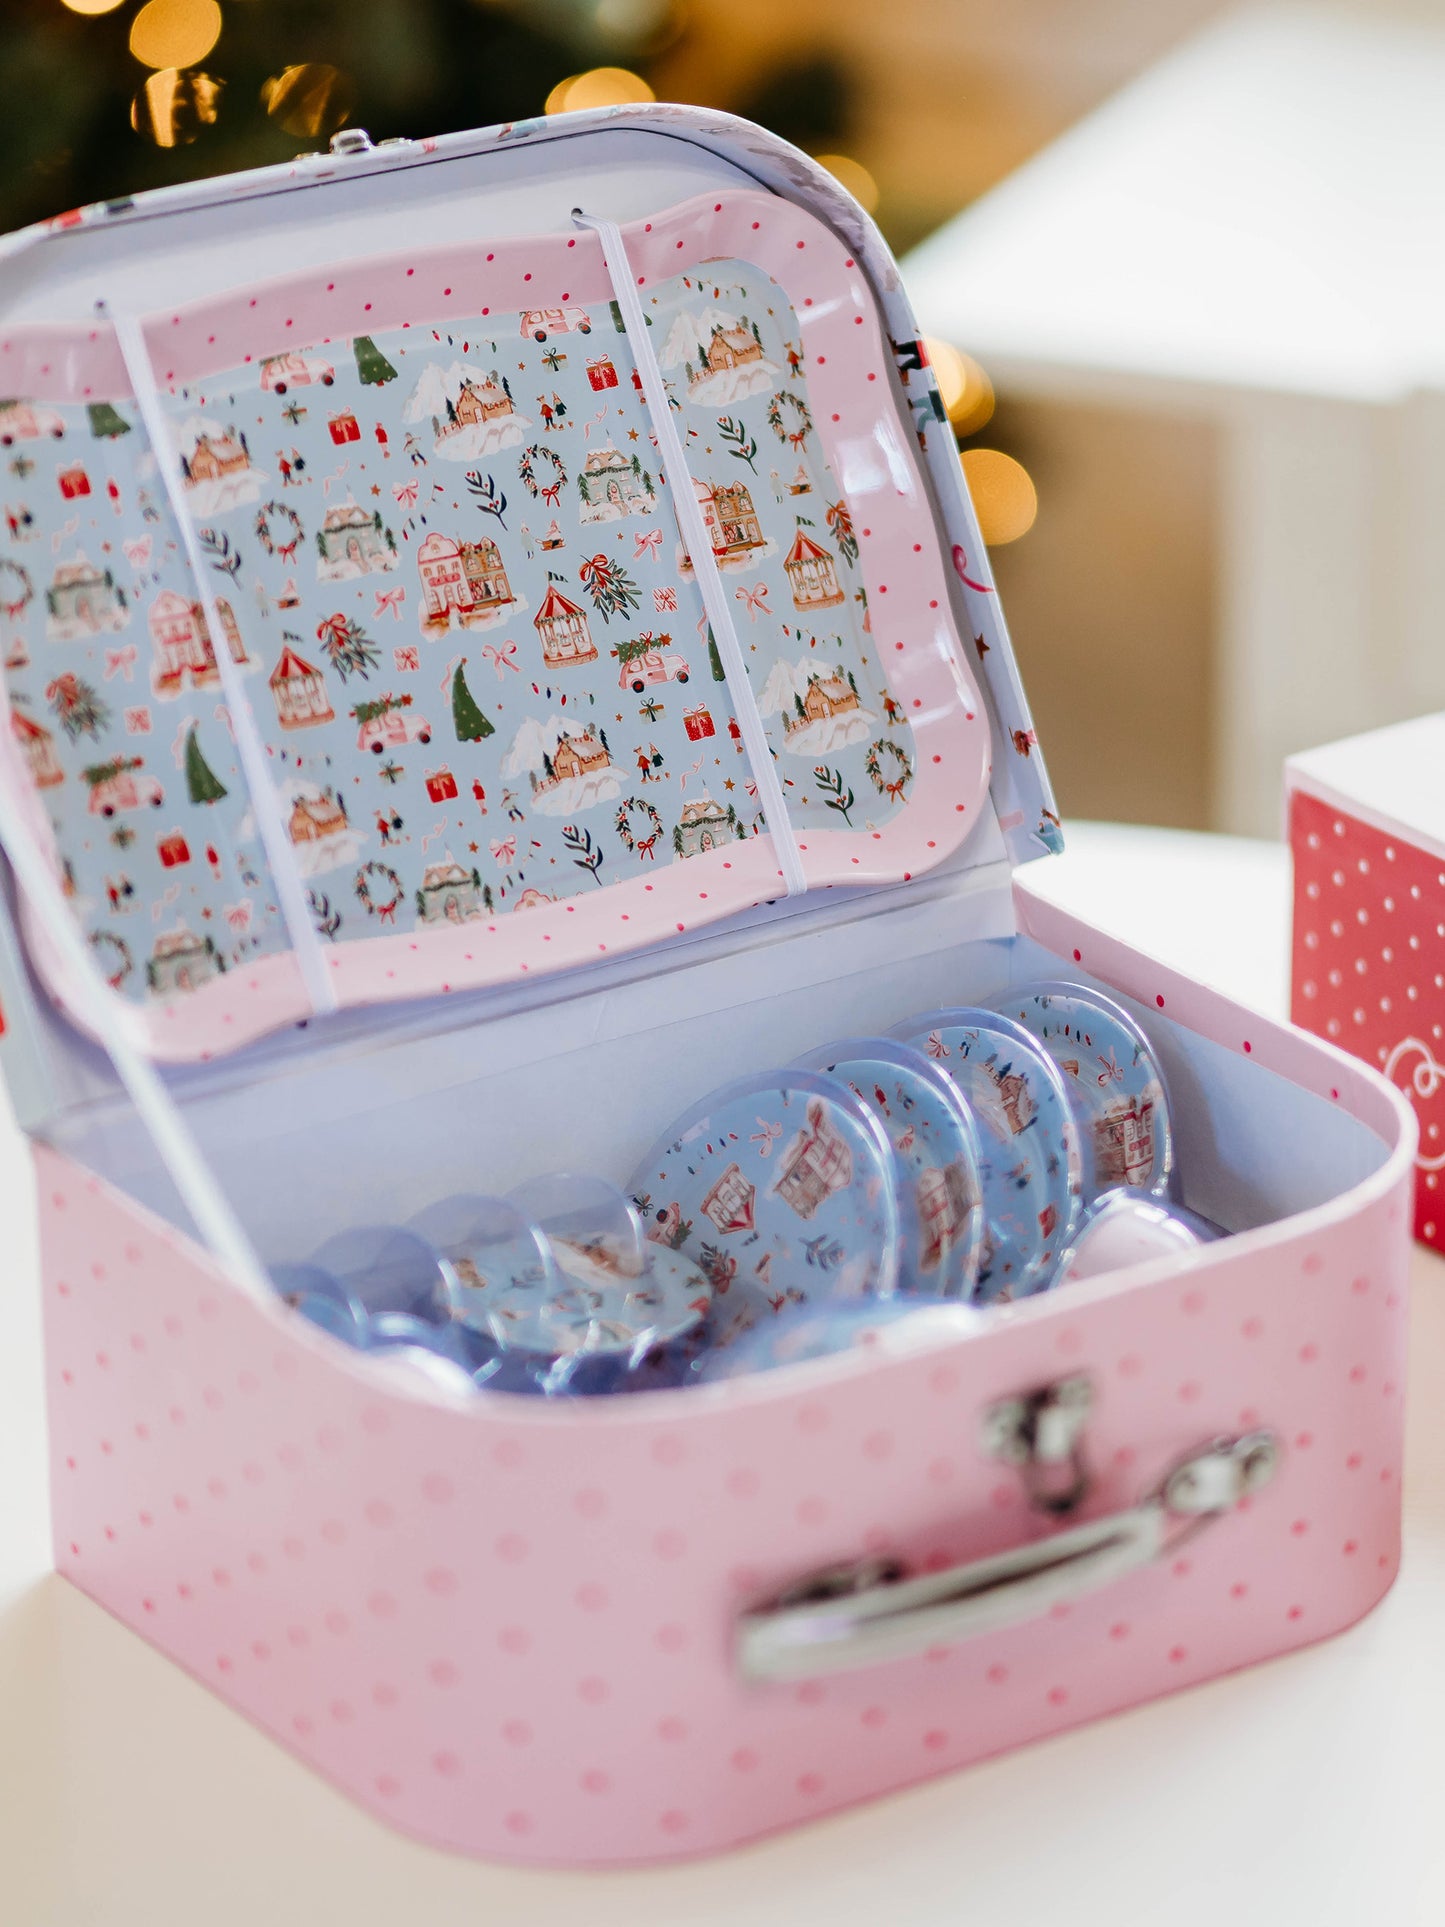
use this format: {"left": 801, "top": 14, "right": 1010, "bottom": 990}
{"left": 981, "top": 1372, "right": 1093, "bottom": 1514}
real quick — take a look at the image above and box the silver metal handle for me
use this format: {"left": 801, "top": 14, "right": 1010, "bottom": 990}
{"left": 737, "top": 1430, "right": 1280, "bottom": 1684}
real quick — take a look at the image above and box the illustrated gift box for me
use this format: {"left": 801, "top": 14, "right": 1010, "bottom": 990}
{"left": 586, "top": 355, "right": 619, "bottom": 390}
{"left": 424, "top": 764, "right": 459, "bottom": 803}
{"left": 156, "top": 829, "right": 191, "bottom": 869}
{"left": 0, "top": 107, "right": 1417, "bottom": 1870}
{"left": 1288, "top": 711, "right": 1445, "bottom": 1250}
{"left": 328, "top": 410, "right": 362, "bottom": 444}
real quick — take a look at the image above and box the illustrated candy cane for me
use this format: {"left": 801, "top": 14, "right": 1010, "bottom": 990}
{"left": 951, "top": 542, "right": 993, "bottom": 594}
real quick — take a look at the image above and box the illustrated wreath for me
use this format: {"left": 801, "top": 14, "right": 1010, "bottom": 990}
{"left": 864, "top": 736, "right": 913, "bottom": 801}
{"left": 518, "top": 442, "right": 567, "bottom": 503}
{"left": 0, "top": 559, "right": 33, "bottom": 623}
{"left": 88, "top": 928, "right": 132, "bottom": 989}
{"left": 613, "top": 794, "right": 663, "bottom": 859}
{"left": 254, "top": 499, "right": 303, "bottom": 561}
{"left": 353, "top": 860, "right": 404, "bottom": 922}
{"left": 766, "top": 389, "right": 813, "bottom": 450}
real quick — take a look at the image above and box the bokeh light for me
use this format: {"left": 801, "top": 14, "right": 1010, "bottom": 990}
{"left": 924, "top": 336, "right": 996, "bottom": 437}
{"left": 131, "top": 67, "right": 223, "bottom": 147}
{"left": 128, "top": 0, "right": 223, "bottom": 71}
{"left": 815, "top": 153, "right": 879, "bottom": 213}
{"left": 261, "top": 63, "right": 356, "bottom": 139}
{"left": 545, "top": 67, "right": 655, "bottom": 115}
{"left": 961, "top": 448, "right": 1037, "bottom": 545}
{"left": 60, "top": 0, "right": 127, "bottom": 16}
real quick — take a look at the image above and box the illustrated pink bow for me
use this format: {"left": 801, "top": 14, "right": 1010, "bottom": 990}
{"left": 751, "top": 1117, "right": 783, "bottom": 1157}
{"left": 490, "top": 835, "right": 517, "bottom": 865}
{"left": 482, "top": 640, "right": 519, "bottom": 678}
{"left": 392, "top": 480, "right": 419, "bottom": 507}
{"left": 103, "top": 643, "right": 137, "bottom": 681}
{"left": 634, "top": 528, "right": 663, "bottom": 560}
{"left": 925, "top": 1031, "right": 949, "bottom": 1060}
{"left": 375, "top": 586, "right": 406, "bottom": 621}
{"left": 277, "top": 539, "right": 299, "bottom": 564}
{"left": 540, "top": 482, "right": 562, "bottom": 507}
{"left": 121, "top": 535, "right": 151, "bottom": 569}
{"left": 735, "top": 583, "right": 770, "bottom": 621}
{"left": 225, "top": 900, "right": 253, "bottom": 933}
{"left": 1095, "top": 1049, "right": 1125, "bottom": 1088}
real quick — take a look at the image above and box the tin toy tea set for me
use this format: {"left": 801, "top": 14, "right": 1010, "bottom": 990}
{"left": 0, "top": 108, "right": 1415, "bottom": 1866}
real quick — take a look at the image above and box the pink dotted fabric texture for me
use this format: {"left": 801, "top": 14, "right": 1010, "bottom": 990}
{"left": 1291, "top": 789, "right": 1445, "bottom": 1251}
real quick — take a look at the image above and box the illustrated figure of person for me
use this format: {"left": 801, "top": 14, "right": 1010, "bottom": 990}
{"left": 551, "top": 391, "right": 567, "bottom": 423}
{"left": 538, "top": 396, "right": 555, "bottom": 431}
{"left": 471, "top": 777, "right": 487, "bottom": 814}
{"left": 277, "top": 451, "right": 293, "bottom": 486}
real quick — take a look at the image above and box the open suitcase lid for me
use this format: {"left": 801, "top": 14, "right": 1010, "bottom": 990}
{"left": 0, "top": 106, "right": 1056, "bottom": 1138}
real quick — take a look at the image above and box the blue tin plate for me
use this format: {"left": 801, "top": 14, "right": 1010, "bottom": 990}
{"left": 892, "top": 1008, "right": 1086, "bottom": 1300}
{"left": 474, "top": 1235, "right": 712, "bottom": 1396}
{"left": 1057, "top": 1188, "right": 1219, "bottom": 1286}
{"left": 791, "top": 1037, "right": 983, "bottom": 1301}
{"left": 988, "top": 980, "right": 1177, "bottom": 1200}
{"left": 628, "top": 1068, "right": 901, "bottom": 1348}
{"left": 406, "top": 1193, "right": 558, "bottom": 1338}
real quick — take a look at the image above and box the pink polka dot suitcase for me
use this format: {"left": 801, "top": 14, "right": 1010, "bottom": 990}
{"left": 1289, "top": 715, "right": 1445, "bottom": 1255}
{"left": 0, "top": 109, "right": 1417, "bottom": 1867}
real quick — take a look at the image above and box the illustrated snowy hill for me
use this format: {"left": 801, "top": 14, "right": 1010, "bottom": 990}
{"left": 403, "top": 360, "right": 531, "bottom": 462}
{"left": 173, "top": 413, "right": 267, "bottom": 517}
{"left": 658, "top": 305, "right": 780, "bottom": 407}
{"left": 500, "top": 713, "right": 621, "bottom": 816}
{"left": 757, "top": 656, "right": 876, "bottom": 757}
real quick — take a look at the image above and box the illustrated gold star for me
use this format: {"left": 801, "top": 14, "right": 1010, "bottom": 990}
{"left": 627, "top": 427, "right": 640, "bottom": 441}
{"left": 723, "top": 778, "right": 735, "bottom": 791}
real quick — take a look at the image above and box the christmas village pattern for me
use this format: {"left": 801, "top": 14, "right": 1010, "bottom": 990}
{"left": 0, "top": 261, "right": 918, "bottom": 1010}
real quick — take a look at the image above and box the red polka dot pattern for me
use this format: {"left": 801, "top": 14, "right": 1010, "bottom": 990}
{"left": 37, "top": 1047, "right": 1410, "bottom": 1873}
{"left": 1290, "top": 789, "right": 1441, "bottom": 1249}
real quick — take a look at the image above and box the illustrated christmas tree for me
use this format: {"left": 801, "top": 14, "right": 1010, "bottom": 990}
{"left": 354, "top": 336, "right": 399, "bottom": 386}
{"left": 451, "top": 659, "right": 495, "bottom": 742}
{"left": 707, "top": 625, "right": 726, "bottom": 682}
{"left": 86, "top": 400, "right": 131, "bottom": 439}
{"left": 184, "top": 725, "right": 228, "bottom": 804}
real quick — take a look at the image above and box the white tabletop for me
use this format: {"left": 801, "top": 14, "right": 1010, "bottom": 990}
{"left": 3, "top": 823, "right": 1441, "bottom": 1925}
{"left": 900, "top": 4, "right": 1445, "bottom": 405}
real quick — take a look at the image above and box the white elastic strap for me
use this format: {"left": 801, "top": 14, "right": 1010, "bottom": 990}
{"left": 109, "top": 308, "right": 339, "bottom": 1015}
{"left": 571, "top": 210, "right": 807, "bottom": 899}
{"left": 0, "top": 697, "right": 271, "bottom": 1301}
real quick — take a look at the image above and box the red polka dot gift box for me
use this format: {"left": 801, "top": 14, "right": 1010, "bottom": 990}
{"left": 1290, "top": 714, "right": 1445, "bottom": 1251}
{"left": 0, "top": 111, "right": 1417, "bottom": 1868}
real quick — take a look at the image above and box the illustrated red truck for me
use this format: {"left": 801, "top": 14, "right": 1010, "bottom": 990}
{"left": 518, "top": 306, "right": 592, "bottom": 342}
{"left": 85, "top": 757, "right": 164, "bottom": 817}
{"left": 260, "top": 353, "right": 336, "bottom": 394}
{"left": 353, "top": 695, "right": 432, "bottom": 754}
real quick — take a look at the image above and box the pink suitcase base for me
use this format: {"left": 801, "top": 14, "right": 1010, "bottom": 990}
{"left": 41, "top": 883, "right": 1414, "bottom": 1867}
